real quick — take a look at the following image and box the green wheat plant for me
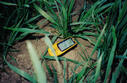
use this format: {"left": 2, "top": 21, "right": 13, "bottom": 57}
{"left": 34, "top": 0, "right": 75, "bottom": 38}
{"left": 90, "top": 0, "right": 127, "bottom": 82}
{"left": 33, "top": 0, "right": 112, "bottom": 46}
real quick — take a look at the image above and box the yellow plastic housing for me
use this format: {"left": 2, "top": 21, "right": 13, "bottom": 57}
{"left": 48, "top": 38, "right": 77, "bottom": 56}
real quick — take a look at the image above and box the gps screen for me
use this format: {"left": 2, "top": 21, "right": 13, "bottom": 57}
{"left": 57, "top": 38, "right": 75, "bottom": 51}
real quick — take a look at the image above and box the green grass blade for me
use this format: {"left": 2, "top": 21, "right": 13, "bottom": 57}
{"left": 78, "top": 52, "right": 87, "bottom": 61}
{"left": 115, "top": 55, "right": 127, "bottom": 59}
{"left": 51, "top": 64, "right": 58, "bottom": 83}
{"left": 26, "top": 41, "right": 47, "bottom": 83}
{"left": 54, "top": 0, "right": 63, "bottom": 28}
{"left": 4, "top": 27, "right": 50, "bottom": 34}
{"left": 74, "top": 35, "right": 96, "bottom": 45}
{"left": 76, "top": 62, "right": 88, "bottom": 82}
{"left": 25, "top": 15, "right": 41, "bottom": 24}
{"left": 44, "top": 35, "right": 61, "bottom": 72}
{"left": 79, "top": 76, "right": 85, "bottom": 83}
{"left": 44, "top": 61, "right": 53, "bottom": 77}
{"left": 68, "top": 69, "right": 76, "bottom": 83}
{"left": 68, "top": 0, "right": 75, "bottom": 15}
{"left": 73, "top": 62, "right": 86, "bottom": 72}
{"left": 3, "top": 56, "right": 36, "bottom": 83}
{"left": 90, "top": 24, "right": 107, "bottom": 57}
{"left": 63, "top": 58, "right": 67, "bottom": 83}
{"left": 61, "top": 4, "right": 67, "bottom": 27}
{"left": 34, "top": 4, "right": 56, "bottom": 24}
{"left": 119, "top": 28, "right": 127, "bottom": 48}
{"left": 111, "top": 50, "right": 127, "bottom": 83}
{"left": 104, "top": 27, "right": 117, "bottom": 83}
{"left": 42, "top": 56, "right": 81, "bottom": 64}
{"left": 79, "top": 0, "right": 103, "bottom": 21}
{"left": 0, "top": 1, "right": 17, "bottom": 6}
{"left": 15, "top": 32, "right": 30, "bottom": 41}
{"left": 70, "top": 22, "right": 99, "bottom": 26}
{"left": 118, "top": 0, "right": 127, "bottom": 24}
{"left": 95, "top": 3, "right": 113, "bottom": 14}
{"left": 94, "top": 52, "right": 104, "bottom": 83}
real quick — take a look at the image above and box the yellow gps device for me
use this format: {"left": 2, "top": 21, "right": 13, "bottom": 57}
{"left": 48, "top": 38, "right": 77, "bottom": 56}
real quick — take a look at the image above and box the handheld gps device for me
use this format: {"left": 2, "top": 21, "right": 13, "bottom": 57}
{"left": 48, "top": 38, "right": 77, "bottom": 56}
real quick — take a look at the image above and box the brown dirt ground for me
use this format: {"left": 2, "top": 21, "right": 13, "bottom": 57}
{"left": 0, "top": 0, "right": 97, "bottom": 83}
{"left": 0, "top": 36, "right": 97, "bottom": 83}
